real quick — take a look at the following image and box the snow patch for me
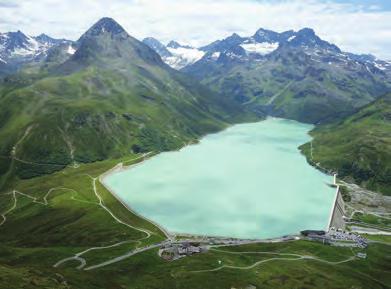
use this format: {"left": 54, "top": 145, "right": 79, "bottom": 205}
{"left": 288, "top": 36, "right": 296, "bottom": 42}
{"left": 211, "top": 52, "right": 220, "bottom": 60}
{"left": 12, "top": 47, "right": 35, "bottom": 56}
{"left": 226, "top": 52, "right": 242, "bottom": 59}
{"left": 164, "top": 47, "right": 205, "bottom": 69}
{"left": 11, "top": 35, "right": 40, "bottom": 57}
{"left": 240, "top": 42, "right": 279, "bottom": 55}
{"left": 0, "top": 57, "right": 6, "bottom": 64}
{"left": 67, "top": 45, "right": 76, "bottom": 55}
{"left": 374, "top": 63, "right": 386, "bottom": 71}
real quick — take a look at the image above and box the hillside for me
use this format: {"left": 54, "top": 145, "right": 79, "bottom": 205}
{"left": 301, "top": 93, "right": 391, "bottom": 195}
{"left": 0, "top": 18, "right": 390, "bottom": 289}
{"left": 0, "top": 156, "right": 389, "bottom": 289}
{"left": 181, "top": 28, "right": 391, "bottom": 123}
{"left": 0, "top": 18, "right": 252, "bottom": 189}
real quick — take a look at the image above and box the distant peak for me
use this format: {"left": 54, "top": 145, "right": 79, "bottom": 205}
{"left": 37, "top": 33, "right": 50, "bottom": 38}
{"left": 97, "top": 17, "right": 119, "bottom": 25}
{"left": 255, "top": 28, "right": 274, "bottom": 35}
{"left": 229, "top": 33, "right": 242, "bottom": 39}
{"left": 143, "top": 37, "right": 164, "bottom": 46}
{"left": 85, "top": 17, "right": 126, "bottom": 37}
{"left": 35, "top": 33, "right": 54, "bottom": 41}
{"left": 297, "top": 27, "right": 316, "bottom": 36}
{"left": 9, "top": 30, "right": 26, "bottom": 36}
{"left": 167, "top": 40, "right": 181, "bottom": 48}
{"left": 143, "top": 37, "right": 160, "bottom": 42}
{"left": 6, "top": 30, "right": 29, "bottom": 41}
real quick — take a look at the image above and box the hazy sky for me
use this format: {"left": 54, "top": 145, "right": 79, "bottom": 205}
{"left": 1, "top": 0, "right": 391, "bottom": 59}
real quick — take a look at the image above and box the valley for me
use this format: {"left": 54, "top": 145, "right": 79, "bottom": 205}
{"left": 0, "top": 15, "right": 390, "bottom": 289}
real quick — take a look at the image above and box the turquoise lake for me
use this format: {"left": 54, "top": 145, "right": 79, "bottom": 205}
{"left": 103, "top": 118, "right": 336, "bottom": 239}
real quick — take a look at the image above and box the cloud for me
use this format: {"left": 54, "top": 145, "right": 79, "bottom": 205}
{"left": 0, "top": 0, "right": 391, "bottom": 59}
{"left": 0, "top": 1, "right": 19, "bottom": 8}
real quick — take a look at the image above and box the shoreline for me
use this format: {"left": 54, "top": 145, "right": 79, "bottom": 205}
{"left": 307, "top": 141, "right": 345, "bottom": 232}
{"left": 99, "top": 155, "right": 173, "bottom": 240}
{"left": 99, "top": 119, "right": 341, "bottom": 241}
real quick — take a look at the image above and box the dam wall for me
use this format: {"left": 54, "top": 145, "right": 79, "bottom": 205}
{"left": 327, "top": 174, "right": 345, "bottom": 230}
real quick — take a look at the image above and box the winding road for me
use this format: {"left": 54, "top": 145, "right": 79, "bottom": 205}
{"left": 191, "top": 248, "right": 356, "bottom": 273}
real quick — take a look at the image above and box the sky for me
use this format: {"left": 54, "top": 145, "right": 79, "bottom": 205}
{"left": 0, "top": 0, "right": 390, "bottom": 59}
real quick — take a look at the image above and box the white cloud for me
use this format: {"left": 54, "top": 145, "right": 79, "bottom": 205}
{"left": 0, "top": 0, "right": 391, "bottom": 59}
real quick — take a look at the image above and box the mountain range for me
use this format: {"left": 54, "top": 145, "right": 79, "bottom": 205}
{"left": 145, "top": 28, "right": 391, "bottom": 123}
{"left": 142, "top": 38, "right": 205, "bottom": 69}
{"left": 0, "top": 18, "right": 248, "bottom": 187}
{"left": 0, "top": 31, "right": 74, "bottom": 75}
{"left": 4, "top": 25, "right": 391, "bottom": 125}
{"left": 0, "top": 16, "right": 390, "bottom": 289}
{"left": 0, "top": 18, "right": 390, "bottom": 194}
{"left": 143, "top": 28, "right": 391, "bottom": 76}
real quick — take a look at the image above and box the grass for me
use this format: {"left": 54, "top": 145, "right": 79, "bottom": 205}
{"left": 0, "top": 154, "right": 390, "bottom": 288}
{"left": 52, "top": 241, "right": 390, "bottom": 289}
{"left": 1, "top": 23, "right": 390, "bottom": 288}
{"left": 352, "top": 213, "right": 391, "bottom": 228}
{"left": 0, "top": 155, "right": 167, "bottom": 247}
{"left": 363, "top": 234, "right": 391, "bottom": 243}
{"left": 184, "top": 46, "right": 390, "bottom": 124}
{"left": 300, "top": 93, "right": 391, "bottom": 195}
{"left": 0, "top": 44, "right": 251, "bottom": 187}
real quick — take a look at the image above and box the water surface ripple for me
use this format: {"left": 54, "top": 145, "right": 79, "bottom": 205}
{"left": 104, "top": 118, "right": 335, "bottom": 239}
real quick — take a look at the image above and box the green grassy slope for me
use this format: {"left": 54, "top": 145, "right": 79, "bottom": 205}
{"left": 1, "top": 18, "right": 389, "bottom": 288}
{"left": 1, "top": 153, "right": 390, "bottom": 288}
{"left": 0, "top": 18, "right": 254, "bottom": 190}
{"left": 301, "top": 93, "right": 391, "bottom": 195}
{"left": 184, "top": 48, "right": 390, "bottom": 124}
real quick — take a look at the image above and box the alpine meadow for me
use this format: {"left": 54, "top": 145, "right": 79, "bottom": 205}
{"left": 0, "top": 1, "right": 390, "bottom": 289}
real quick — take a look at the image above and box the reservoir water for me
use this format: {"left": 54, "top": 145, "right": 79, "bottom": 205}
{"left": 103, "top": 118, "right": 336, "bottom": 239}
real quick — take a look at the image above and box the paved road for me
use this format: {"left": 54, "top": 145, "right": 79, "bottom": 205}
{"left": 84, "top": 242, "right": 167, "bottom": 271}
{"left": 191, "top": 249, "right": 356, "bottom": 273}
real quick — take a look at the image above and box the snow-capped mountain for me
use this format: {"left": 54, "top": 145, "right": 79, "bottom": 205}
{"left": 144, "top": 27, "right": 361, "bottom": 70}
{"left": 143, "top": 38, "right": 204, "bottom": 69}
{"left": 182, "top": 27, "right": 391, "bottom": 79}
{"left": 143, "top": 37, "right": 172, "bottom": 58}
{"left": 195, "top": 27, "right": 343, "bottom": 64}
{"left": 180, "top": 27, "right": 391, "bottom": 123}
{"left": 0, "top": 31, "right": 72, "bottom": 64}
{"left": 144, "top": 27, "right": 390, "bottom": 76}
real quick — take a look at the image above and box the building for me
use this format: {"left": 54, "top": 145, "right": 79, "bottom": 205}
{"left": 356, "top": 252, "right": 367, "bottom": 259}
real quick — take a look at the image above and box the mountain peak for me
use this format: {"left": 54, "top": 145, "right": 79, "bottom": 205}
{"left": 167, "top": 40, "right": 182, "bottom": 49}
{"left": 36, "top": 33, "right": 50, "bottom": 38}
{"left": 289, "top": 27, "right": 340, "bottom": 52}
{"left": 84, "top": 17, "right": 126, "bottom": 37}
{"left": 255, "top": 28, "right": 270, "bottom": 34}
{"left": 143, "top": 37, "right": 172, "bottom": 58}
{"left": 34, "top": 33, "right": 56, "bottom": 43}
{"left": 7, "top": 30, "right": 28, "bottom": 38}
{"left": 64, "top": 17, "right": 164, "bottom": 70}
{"left": 253, "top": 28, "right": 281, "bottom": 43}
{"left": 143, "top": 37, "right": 161, "bottom": 44}
{"left": 297, "top": 27, "right": 316, "bottom": 37}
{"left": 167, "top": 40, "right": 193, "bottom": 49}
